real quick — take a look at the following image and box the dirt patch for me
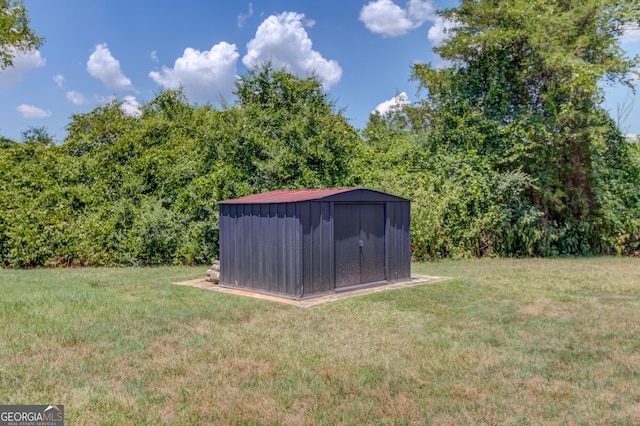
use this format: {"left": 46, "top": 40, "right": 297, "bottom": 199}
{"left": 174, "top": 275, "right": 449, "bottom": 307}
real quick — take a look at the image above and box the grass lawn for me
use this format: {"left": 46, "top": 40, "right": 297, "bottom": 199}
{"left": 1, "top": 258, "right": 639, "bottom": 425}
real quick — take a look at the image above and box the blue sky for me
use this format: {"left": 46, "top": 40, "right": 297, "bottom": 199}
{"left": 1, "top": 0, "right": 639, "bottom": 142}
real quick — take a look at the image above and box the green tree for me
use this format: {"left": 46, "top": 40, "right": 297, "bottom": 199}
{"left": 411, "top": 0, "right": 640, "bottom": 254}
{"left": 0, "top": 127, "right": 79, "bottom": 266}
{"left": 0, "top": 0, "right": 44, "bottom": 69}
{"left": 62, "top": 92, "right": 220, "bottom": 266}
{"left": 227, "top": 64, "right": 361, "bottom": 192}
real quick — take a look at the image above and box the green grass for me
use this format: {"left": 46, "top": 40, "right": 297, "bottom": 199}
{"left": 1, "top": 258, "right": 639, "bottom": 425}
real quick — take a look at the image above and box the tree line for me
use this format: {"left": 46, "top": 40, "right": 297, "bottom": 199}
{"left": 1, "top": 0, "right": 639, "bottom": 267}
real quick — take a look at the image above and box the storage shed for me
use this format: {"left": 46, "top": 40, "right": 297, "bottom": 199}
{"left": 218, "top": 187, "right": 411, "bottom": 299}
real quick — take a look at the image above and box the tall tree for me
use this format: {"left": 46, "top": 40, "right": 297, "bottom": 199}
{"left": 0, "top": 0, "right": 43, "bottom": 69}
{"left": 224, "top": 64, "right": 361, "bottom": 192}
{"left": 412, "top": 0, "right": 639, "bottom": 251}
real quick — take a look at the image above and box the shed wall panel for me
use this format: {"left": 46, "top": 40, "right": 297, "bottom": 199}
{"left": 219, "top": 202, "right": 302, "bottom": 296}
{"left": 385, "top": 201, "right": 411, "bottom": 280}
{"left": 334, "top": 204, "right": 361, "bottom": 288}
{"left": 286, "top": 203, "right": 299, "bottom": 296}
{"left": 402, "top": 201, "right": 411, "bottom": 277}
{"left": 276, "top": 204, "right": 286, "bottom": 293}
{"left": 242, "top": 204, "right": 253, "bottom": 287}
{"left": 386, "top": 202, "right": 396, "bottom": 280}
{"left": 260, "top": 204, "right": 270, "bottom": 291}
{"left": 311, "top": 203, "right": 321, "bottom": 292}
{"left": 219, "top": 205, "right": 228, "bottom": 284}
{"left": 322, "top": 202, "right": 333, "bottom": 293}
{"left": 301, "top": 202, "right": 311, "bottom": 295}
{"left": 301, "top": 202, "right": 333, "bottom": 296}
{"left": 360, "top": 203, "right": 386, "bottom": 284}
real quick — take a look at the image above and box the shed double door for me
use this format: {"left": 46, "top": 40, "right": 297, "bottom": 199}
{"left": 334, "top": 203, "right": 385, "bottom": 288}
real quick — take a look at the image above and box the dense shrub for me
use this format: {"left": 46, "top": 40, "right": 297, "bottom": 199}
{"left": 1, "top": 64, "right": 639, "bottom": 267}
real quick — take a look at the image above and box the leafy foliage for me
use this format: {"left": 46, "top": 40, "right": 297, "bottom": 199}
{"left": 403, "top": 0, "right": 640, "bottom": 257}
{"left": 0, "top": 0, "right": 43, "bottom": 69}
{"left": 0, "top": 67, "right": 360, "bottom": 267}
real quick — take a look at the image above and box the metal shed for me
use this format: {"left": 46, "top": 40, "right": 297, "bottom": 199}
{"left": 218, "top": 187, "right": 411, "bottom": 299}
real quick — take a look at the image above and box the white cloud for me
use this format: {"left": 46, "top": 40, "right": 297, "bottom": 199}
{"left": 407, "top": 0, "right": 434, "bottom": 22}
{"left": 53, "top": 74, "right": 65, "bottom": 88}
{"left": 87, "top": 43, "right": 134, "bottom": 91}
{"left": 374, "top": 92, "right": 409, "bottom": 115}
{"left": 17, "top": 104, "right": 52, "bottom": 119}
{"left": 359, "top": 0, "right": 434, "bottom": 37}
{"left": 120, "top": 96, "right": 142, "bottom": 117}
{"left": 243, "top": 12, "right": 342, "bottom": 89}
{"left": 238, "top": 3, "right": 254, "bottom": 28}
{"left": 66, "top": 90, "right": 85, "bottom": 105}
{"left": 626, "top": 133, "right": 638, "bottom": 142}
{"left": 0, "top": 49, "right": 45, "bottom": 87}
{"left": 428, "top": 16, "right": 458, "bottom": 46}
{"left": 150, "top": 50, "right": 159, "bottom": 63}
{"left": 149, "top": 42, "right": 239, "bottom": 102}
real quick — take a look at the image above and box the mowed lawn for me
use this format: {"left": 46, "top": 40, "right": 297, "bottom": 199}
{"left": 1, "top": 258, "right": 639, "bottom": 425}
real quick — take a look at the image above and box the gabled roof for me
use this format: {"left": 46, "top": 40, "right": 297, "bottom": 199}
{"left": 218, "top": 187, "right": 409, "bottom": 204}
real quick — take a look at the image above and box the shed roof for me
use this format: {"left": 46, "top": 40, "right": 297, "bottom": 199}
{"left": 218, "top": 187, "right": 408, "bottom": 204}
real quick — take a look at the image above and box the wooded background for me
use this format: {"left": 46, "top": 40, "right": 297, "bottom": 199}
{"left": 1, "top": 0, "right": 639, "bottom": 267}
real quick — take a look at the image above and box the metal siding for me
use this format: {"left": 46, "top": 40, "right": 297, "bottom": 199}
{"left": 311, "top": 202, "right": 322, "bottom": 294}
{"left": 256, "top": 205, "right": 263, "bottom": 284}
{"left": 232, "top": 204, "right": 240, "bottom": 285}
{"left": 301, "top": 201, "right": 334, "bottom": 296}
{"left": 385, "top": 202, "right": 393, "bottom": 280}
{"left": 286, "top": 203, "right": 298, "bottom": 296}
{"left": 301, "top": 202, "right": 312, "bottom": 296}
{"left": 219, "top": 205, "right": 228, "bottom": 284}
{"left": 335, "top": 203, "right": 387, "bottom": 287}
{"left": 295, "top": 203, "right": 303, "bottom": 296}
{"left": 250, "top": 204, "right": 259, "bottom": 288}
{"left": 246, "top": 204, "right": 255, "bottom": 288}
{"left": 232, "top": 205, "right": 240, "bottom": 286}
{"left": 334, "top": 204, "right": 362, "bottom": 288}
{"left": 240, "top": 205, "right": 249, "bottom": 287}
{"left": 259, "top": 204, "right": 269, "bottom": 291}
{"left": 402, "top": 201, "right": 411, "bottom": 278}
{"left": 269, "top": 204, "right": 278, "bottom": 291}
{"left": 360, "top": 204, "right": 386, "bottom": 284}
{"left": 328, "top": 202, "right": 335, "bottom": 290}
{"left": 321, "top": 202, "right": 333, "bottom": 293}
{"left": 389, "top": 202, "right": 399, "bottom": 280}
{"left": 229, "top": 204, "right": 239, "bottom": 286}
{"left": 385, "top": 201, "right": 411, "bottom": 280}
{"left": 284, "top": 204, "right": 290, "bottom": 294}
{"left": 249, "top": 204, "right": 257, "bottom": 287}
{"left": 233, "top": 205, "right": 241, "bottom": 286}
{"left": 218, "top": 194, "right": 409, "bottom": 297}
{"left": 273, "top": 204, "right": 287, "bottom": 293}
{"left": 243, "top": 205, "right": 250, "bottom": 287}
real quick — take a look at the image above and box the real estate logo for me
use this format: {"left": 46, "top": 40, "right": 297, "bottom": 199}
{"left": 0, "top": 405, "right": 64, "bottom": 426}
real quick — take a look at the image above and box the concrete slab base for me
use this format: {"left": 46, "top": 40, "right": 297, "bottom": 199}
{"left": 173, "top": 274, "right": 449, "bottom": 307}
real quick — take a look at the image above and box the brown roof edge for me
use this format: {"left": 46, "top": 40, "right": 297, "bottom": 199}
{"left": 218, "top": 187, "right": 361, "bottom": 204}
